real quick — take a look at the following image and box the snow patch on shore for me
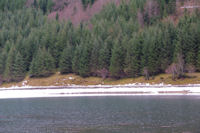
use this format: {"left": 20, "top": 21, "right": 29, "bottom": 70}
{"left": 0, "top": 84, "right": 200, "bottom": 99}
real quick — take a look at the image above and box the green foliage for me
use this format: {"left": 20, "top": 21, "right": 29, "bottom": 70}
{"left": 0, "top": 0, "right": 26, "bottom": 11}
{"left": 72, "top": 46, "right": 81, "bottom": 75}
{"left": 0, "top": 50, "right": 7, "bottom": 75}
{"left": 109, "top": 38, "right": 125, "bottom": 78}
{"left": 12, "top": 52, "right": 26, "bottom": 81}
{"left": 59, "top": 46, "right": 73, "bottom": 74}
{"left": 38, "top": 0, "right": 54, "bottom": 13}
{"left": 30, "top": 48, "right": 55, "bottom": 77}
{"left": 125, "top": 34, "right": 142, "bottom": 77}
{"left": 4, "top": 45, "right": 16, "bottom": 82}
{"left": 0, "top": 0, "right": 200, "bottom": 84}
{"left": 78, "top": 43, "right": 92, "bottom": 77}
{"left": 157, "top": 0, "right": 176, "bottom": 17}
{"left": 99, "top": 42, "right": 111, "bottom": 70}
{"left": 81, "top": 0, "right": 96, "bottom": 9}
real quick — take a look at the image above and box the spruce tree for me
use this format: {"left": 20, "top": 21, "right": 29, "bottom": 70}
{"left": 125, "top": 36, "right": 142, "bottom": 77}
{"left": 30, "top": 48, "right": 55, "bottom": 77}
{"left": 0, "top": 50, "right": 7, "bottom": 75}
{"left": 90, "top": 38, "right": 101, "bottom": 73}
{"left": 159, "top": 23, "right": 176, "bottom": 71}
{"left": 4, "top": 46, "right": 16, "bottom": 81}
{"left": 146, "top": 28, "right": 163, "bottom": 75}
{"left": 59, "top": 46, "right": 73, "bottom": 74}
{"left": 99, "top": 42, "right": 111, "bottom": 70}
{"left": 13, "top": 52, "right": 26, "bottom": 81}
{"left": 72, "top": 46, "right": 81, "bottom": 74}
{"left": 109, "top": 40, "right": 125, "bottom": 78}
{"left": 78, "top": 44, "right": 91, "bottom": 77}
{"left": 33, "top": 0, "right": 38, "bottom": 8}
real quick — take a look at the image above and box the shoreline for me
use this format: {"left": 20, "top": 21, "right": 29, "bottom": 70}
{"left": 1, "top": 84, "right": 200, "bottom": 99}
{"left": 2, "top": 73, "right": 200, "bottom": 88}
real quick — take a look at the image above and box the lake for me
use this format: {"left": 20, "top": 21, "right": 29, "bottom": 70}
{"left": 0, "top": 96, "right": 200, "bottom": 133}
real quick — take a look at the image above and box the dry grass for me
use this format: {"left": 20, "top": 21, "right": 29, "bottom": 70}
{"left": 2, "top": 72, "right": 200, "bottom": 88}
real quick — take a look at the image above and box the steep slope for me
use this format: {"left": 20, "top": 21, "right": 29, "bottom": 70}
{"left": 48, "top": 0, "right": 121, "bottom": 25}
{"left": 1, "top": 0, "right": 200, "bottom": 85}
{"left": 27, "top": 0, "right": 200, "bottom": 25}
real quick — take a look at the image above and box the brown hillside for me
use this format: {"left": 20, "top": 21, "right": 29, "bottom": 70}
{"left": 27, "top": 0, "right": 200, "bottom": 25}
{"left": 49, "top": 0, "right": 200, "bottom": 26}
{"left": 48, "top": 0, "right": 121, "bottom": 26}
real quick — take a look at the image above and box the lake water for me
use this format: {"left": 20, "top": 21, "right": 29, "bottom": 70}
{"left": 0, "top": 96, "right": 200, "bottom": 133}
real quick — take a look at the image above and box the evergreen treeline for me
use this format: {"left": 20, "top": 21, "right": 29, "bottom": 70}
{"left": 81, "top": 0, "right": 97, "bottom": 8}
{"left": 0, "top": 0, "right": 26, "bottom": 11}
{"left": 32, "top": 0, "right": 54, "bottom": 13}
{"left": 0, "top": 0, "right": 200, "bottom": 83}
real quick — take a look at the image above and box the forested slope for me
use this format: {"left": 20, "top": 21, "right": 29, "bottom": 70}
{"left": 0, "top": 0, "right": 200, "bottom": 84}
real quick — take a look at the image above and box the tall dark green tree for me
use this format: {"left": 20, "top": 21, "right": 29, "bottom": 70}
{"left": 72, "top": 45, "right": 81, "bottom": 74}
{"left": 0, "top": 50, "right": 7, "bottom": 75}
{"left": 109, "top": 39, "right": 125, "bottom": 78}
{"left": 12, "top": 52, "right": 26, "bottom": 81}
{"left": 78, "top": 43, "right": 92, "bottom": 77}
{"left": 59, "top": 45, "right": 73, "bottom": 74}
{"left": 30, "top": 48, "right": 55, "bottom": 77}
{"left": 90, "top": 38, "right": 101, "bottom": 73}
{"left": 125, "top": 35, "right": 142, "bottom": 77}
{"left": 99, "top": 42, "right": 111, "bottom": 70}
{"left": 4, "top": 46, "right": 17, "bottom": 81}
{"left": 33, "top": 0, "right": 38, "bottom": 8}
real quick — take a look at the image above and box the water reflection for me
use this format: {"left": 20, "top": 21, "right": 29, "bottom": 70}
{"left": 0, "top": 96, "right": 200, "bottom": 133}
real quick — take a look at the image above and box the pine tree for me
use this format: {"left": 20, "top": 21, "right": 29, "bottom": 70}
{"left": 33, "top": 0, "right": 38, "bottom": 8}
{"left": 4, "top": 46, "right": 17, "bottom": 81}
{"left": 78, "top": 43, "right": 91, "bottom": 77}
{"left": 13, "top": 52, "right": 26, "bottom": 81}
{"left": 109, "top": 40, "right": 125, "bottom": 78}
{"left": 90, "top": 38, "right": 101, "bottom": 73}
{"left": 72, "top": 46, "right": 81, "bottom": 74}
{"left": 59, "top": 46, "right": 73, "bottom": 74}
{"left": 29, "top": 48, "right": 55, "bottom": 77}
{"left": 125, "top": 36, "right": 142, "bottom": 77}
{"left": 0, "top": 50, "right": 7, "bottom": 75}
{"left": 159, "top": 23, "right": 176, "bottom": 71}
{"left": 99, "top": 42, "right": 111, "bottom": 70}
{"left": 56, "top": 12, "right": 59, "bottom": 20}
{"left": 47, "top": 0, "right": 54, "bottom": 12}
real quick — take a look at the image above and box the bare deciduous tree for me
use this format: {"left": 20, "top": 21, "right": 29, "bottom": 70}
{"left": 97, "top": 68, "right": 109, "bottom": 80}
{"left": 176, "top": 53, "right": 184, "bottom": 76}
{"left": 165, "top": 63, "right": 178, "bottom": 80}
{"left": 165, "top": 53, "right": 185, "bottom": 80}
{"left": 143, "top": 67, "right": 149, "bottom": 80}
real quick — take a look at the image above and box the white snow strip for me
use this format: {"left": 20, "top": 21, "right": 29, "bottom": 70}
{"left": 0, "top": 85, "right": 200, "bottom": 99}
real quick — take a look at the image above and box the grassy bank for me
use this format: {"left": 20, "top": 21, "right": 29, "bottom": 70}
{"left": 2, "top": 72, "right": 200, "bottom": 88}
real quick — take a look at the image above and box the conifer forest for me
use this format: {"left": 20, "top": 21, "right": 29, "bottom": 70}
{"left": 0, "top": 0, "right": 200, "bottom": 83}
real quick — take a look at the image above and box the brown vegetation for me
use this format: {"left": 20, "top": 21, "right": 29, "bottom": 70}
{"left": 165, "top": 53, "right": 185, "bottom": 80}
{"left": 26, "top": 0, "right": 200, "bottom": 26}
{"left": 164, "top": 0, "right": 200, "bottom": 24}
{"left": 48, "top": 0, "right": 121, "bottom": 25}
{"left": 2, "top": 72, "right": 200, "bottom": 88}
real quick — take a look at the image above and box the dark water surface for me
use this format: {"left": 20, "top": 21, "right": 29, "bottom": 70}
{"left": 0, "top": 96, "right": 200, "bottom": 133}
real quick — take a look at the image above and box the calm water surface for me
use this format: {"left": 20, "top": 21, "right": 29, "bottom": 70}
{"left": 0, "top": 96, "right": 200, "bottom": 133}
